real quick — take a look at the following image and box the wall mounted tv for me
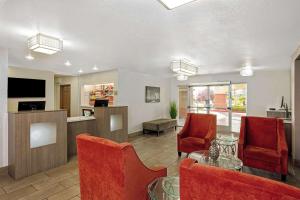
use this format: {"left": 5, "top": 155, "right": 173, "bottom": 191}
{"left": 8, "top": 77, "right": 46, "bottom": 98}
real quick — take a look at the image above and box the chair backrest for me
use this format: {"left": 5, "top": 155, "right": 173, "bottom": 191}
{"left": 76, "top": 134, "right": 129, "bottom": 200}
{"left": 187, "top": 113, "right": 216, "bottom": 138}
{"left": 245, "top": 116, "right": 278, "bottom": 149}
{"left": 180, "top": 159, "right": 300, "bottom": 200}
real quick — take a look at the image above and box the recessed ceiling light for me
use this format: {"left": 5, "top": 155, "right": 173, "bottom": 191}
{"left": 93, "top": 65, "right": 99, "bottom": 71}
{"left": 78, "top": 69, "right": 83, "bottom": 73}
{"left": 28, "top": 33, "right": 63, "bottom": 55}
{"left": 240, "top": 65, "right": 254, "bottom": 77}
{"left": 25, "top": 53, "right": 34, "bottom": 60}
{"left": 158, "top": 0, "right": 196, "bottom": 9}
{"left": 65, "top": 60, "right": 71, "bottom": 66}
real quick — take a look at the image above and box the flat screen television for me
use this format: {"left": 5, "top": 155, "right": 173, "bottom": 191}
{"left": 94, "top": 99, "right": 109, "bottom": 107}
{"left": 8, "top": 77, "right": 46, "bottom": 98}
{"left": 18, "top": 101, "right": 46, "bottom": 111}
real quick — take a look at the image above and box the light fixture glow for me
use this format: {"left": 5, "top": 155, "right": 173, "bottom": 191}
{"left": 78, "top": 69, "right": 83, "bottom": 73}
{"left": 25, "top": 53, "right": 34, "bottom": 60}
{"left": 93, "top": 65, "right": 99, "bottom": 71}
{"left": 171, "top": 60, "right": 198, "bottom": 76}
{"left": 65, "top": 60, "right": 71, "bottom": 66}
{"left": 177, "top": 74, "right": 188, "bottom": 81}
{"left": 28, "top": 33, "right": 63, "bottom": 55}
{"left": 240, "top": 66, "right": 254, "bottom": 77}
{"left": 158, "top": 0, "right": 196, "bottom": 9}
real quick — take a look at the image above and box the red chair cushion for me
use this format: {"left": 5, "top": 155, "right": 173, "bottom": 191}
{"left": 180, "top": 137, "right": 206, "bottom": 148}
{"left": 188, "top": 115, "right": 211, "bottom": 138}
{"left": 246, "top": 117, "right": 278, "bottom": 150}
{"left": 244, "top": 145, "right": 280, "bottom": 164}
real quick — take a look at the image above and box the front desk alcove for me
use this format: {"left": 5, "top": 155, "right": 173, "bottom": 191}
{"left": 8, "top": 110, "right": 67, "bottom": 179}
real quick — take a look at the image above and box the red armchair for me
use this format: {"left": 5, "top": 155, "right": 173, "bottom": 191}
{"left": 180, "top": 158, "right": 300, "bottom": 200}
{"left": 76, "top": 134, "right": 167, "bottom": 200}
{"left": 177, "top": 113, "right": 217, "bottom": 156}
{"left": 238, "top": 116, "right": 288, "bottom": 181}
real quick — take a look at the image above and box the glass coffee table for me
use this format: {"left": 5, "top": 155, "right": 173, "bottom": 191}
{"left": 188, "top": 150, "right": 243, "bottom": 171}
{"left": 148, "top": 176, "right": 180, "bottom": 200}
{"left": 216, "top": 135, "right": 238, "bottom": 155}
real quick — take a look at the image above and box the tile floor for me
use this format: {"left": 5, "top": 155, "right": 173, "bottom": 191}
{"left": 0, "top": 129, "right": 299, "bottom": 200}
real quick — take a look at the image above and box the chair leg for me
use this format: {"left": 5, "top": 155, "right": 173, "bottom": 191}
{"left": 178, "top": 152, "right": 182, "bottom": 157}
{"left": 281, "top": 174, "right": 287, "bottom": 182}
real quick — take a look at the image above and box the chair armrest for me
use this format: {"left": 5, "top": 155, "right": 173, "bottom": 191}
{"left": 277, "top": 119, "right": 288, "bottom": 155}
{"left": 238, "top": 117, "right": 247, "bottom": 160}
{"left": 238, "top": 116, "right": 247, "bottom": 148}
{"left": 277, "top": 119, "right": 288, "bottom": 175}
{"left": 177, "top": 113, "right": 191, "bottom": 139}
{"left": 204, "top": 129, "right": 216, "bottom": 143}
{"left": 204, "top": 115, "right": 217, "bottom": 143}
{"left": 177, "top": 129, "right": 187, "bottom": 139}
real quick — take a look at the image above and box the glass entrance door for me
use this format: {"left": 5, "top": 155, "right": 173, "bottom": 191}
{"left": 189, "top": 86, "right": 209, "bottom": 114}
{"left": 209, "top": 85, "right": 231, "bottom": 133}
{"left": 181, "top": 82, "right": 247, "bottom": 133}
{"left": 189, "top": 83, "right": 232, "bottom": 133}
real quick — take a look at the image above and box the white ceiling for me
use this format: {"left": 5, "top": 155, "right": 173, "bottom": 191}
{"left": 0, "top": 0, "right": 300, "bottom": 76}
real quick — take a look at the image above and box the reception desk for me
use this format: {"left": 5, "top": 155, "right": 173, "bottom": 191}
{"left": 94, "top": 106, "right": 128, "bottom": 143}
{"left": 66, "top": 106, "right": 128, "bottom": 157}
{"left": 67, "top": 116, "right": 97, "bottom": 158}
{"left": 8, "top": 110, "right": 67, "bottom": 179}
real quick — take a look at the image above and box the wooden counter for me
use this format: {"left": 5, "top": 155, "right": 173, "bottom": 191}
{"left": 8, "top": 110, "right": 67, "bottom": 179}
{"left": 67, "top": 116, "right": 96, "bottom": 158}
{"left": 94, "top": 106, "right": 128, "bottom": 143}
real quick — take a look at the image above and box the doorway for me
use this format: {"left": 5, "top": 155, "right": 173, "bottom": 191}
{"left": 60, "top": 85, "right": 71, "bottom": 117}
{"left": 186, "top": 82, "right": 247, "bottom": 133}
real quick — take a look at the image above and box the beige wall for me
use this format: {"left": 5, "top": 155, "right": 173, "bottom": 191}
{"left": 8, "top": 67, "right": 55, "bottom": 112}
{"left": 55, "top": 70, "right": 118, "bottom": 117}
{"left": 117, "top": 69, "right": 170, "bottom": 133}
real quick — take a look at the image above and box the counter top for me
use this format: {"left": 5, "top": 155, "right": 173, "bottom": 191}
{"left": 67, "top": 116, "right": 96, "bottom": 123}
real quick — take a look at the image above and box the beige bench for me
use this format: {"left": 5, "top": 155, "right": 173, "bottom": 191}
{"left": 142, "top": 118, "right": 177, "bottom": 136}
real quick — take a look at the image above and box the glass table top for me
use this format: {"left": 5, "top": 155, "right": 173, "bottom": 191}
{"left": 216, "top": 135, "right": 238, "bottom": 146}
{"left": 188, "top": 150, "right": 243, "bottom": 171}
{"left": 148, "top": 176, "right": 180, "bottom": 200}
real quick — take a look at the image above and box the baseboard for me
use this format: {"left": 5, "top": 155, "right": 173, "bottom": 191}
{"left": 129, "top": 130, "right": 143, "bottom": 138}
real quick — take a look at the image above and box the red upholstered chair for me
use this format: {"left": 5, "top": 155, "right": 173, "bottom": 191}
{"left": 177, "top": 113, "right": 217, "bottom": 156}
{"left": 238, "top": 116, "right": 288, "bottom": 181}
{"left": 76, "top": 134, "right": 167, "bottom": 200}
{"left": 180, "top": 158, "right": 300, "bottom": 200}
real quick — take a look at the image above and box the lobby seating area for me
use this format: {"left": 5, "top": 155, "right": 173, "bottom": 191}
{"left": 1, "top": 0, "right": 300, "bottom": 199}
{"left": 0, "top": 125, "right": 300, "bottom": 199}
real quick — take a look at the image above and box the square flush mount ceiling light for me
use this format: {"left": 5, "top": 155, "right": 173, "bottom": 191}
{"left": 240, "top": 66, "right": 254, "bottom": 77}
{"left": 171, "top": 60, "right": 198, "bottom": 76}
{"left": 28, "top": 33, "right": 63, "bottom": 55}
{"left": 158, "top": 0, "right": 197, "bottom": 9}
